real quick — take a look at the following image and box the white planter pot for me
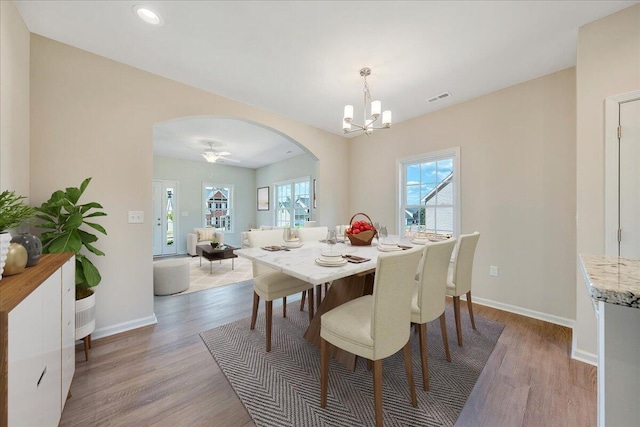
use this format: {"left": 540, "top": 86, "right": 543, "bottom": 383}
{"left": 75, "top": 291, "right": 96, "bottom": 340}
{"left": 0, "top": 232, "right": 12, "bottom": 281}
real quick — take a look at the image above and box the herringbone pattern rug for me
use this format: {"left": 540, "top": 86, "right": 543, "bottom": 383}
{"left": 200, "top": 302, "right": 503, "bottom": 427}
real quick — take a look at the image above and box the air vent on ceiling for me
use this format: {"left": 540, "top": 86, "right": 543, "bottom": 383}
{"left": 427, "top": 92, "right": 452, "bottom": 103}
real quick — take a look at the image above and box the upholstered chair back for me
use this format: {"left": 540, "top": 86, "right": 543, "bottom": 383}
{"left": 414, "top": 238, "right": 457, "bottom": 323}
{"left": 450, "top": 232, "right": 480, "bottom": 296}
{"left": 370, "top": 246, "right": 423, "bottom": 360}
{"left": 297, "top": 226, "right": 328, "bottom": 242}
{"left": 247, "top": 229, "right": 285, "bottom": 277}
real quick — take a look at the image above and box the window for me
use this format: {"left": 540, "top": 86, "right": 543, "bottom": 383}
{"left": 399, "top": 148, "right": 459, "bottom": 236}
{"left": 275, "top": 177, "right": 311, "bottom": 227}
{"left": 203, "top": 183, "right": 233, "bottom": 232}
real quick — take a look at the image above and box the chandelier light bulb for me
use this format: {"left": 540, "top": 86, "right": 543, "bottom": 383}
{"left": 371, "top": 100, "right": 381, "bottom": 118}
{"left": 382, "top": 110, "right": 392, "bottom": 127}
{"left": 343, "top": 120, "right": 352, "bottom": 131}
{"left": 343, "top": 105, "right": 354, "bottom": 123}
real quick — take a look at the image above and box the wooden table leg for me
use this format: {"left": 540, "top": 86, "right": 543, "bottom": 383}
{"left": 303, "top": 273, "right": 374, "bottom": 370}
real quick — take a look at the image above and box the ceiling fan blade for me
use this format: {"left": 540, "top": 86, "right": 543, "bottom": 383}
{"left": 218, "top": 157, "right": 241, "bottom": 163}
{"left": 216, "top": 151, "right": 231, "bottom": 156}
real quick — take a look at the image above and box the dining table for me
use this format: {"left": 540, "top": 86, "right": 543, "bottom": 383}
{"left": 236, "top": 236, "right": 428, "bottom": 370}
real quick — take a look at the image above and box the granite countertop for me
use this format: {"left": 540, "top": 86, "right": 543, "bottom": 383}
{"left": 579, "top": 254, "right": 640, "bottom": 309}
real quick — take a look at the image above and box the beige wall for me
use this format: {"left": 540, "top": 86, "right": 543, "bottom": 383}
{"left": 30, "top": 35, "right": 349, "bottom": 335}
{"left": 0, "top": 0, "right": 30, "bottom": 196}
{"left": 575, "top": 4, "right": 640, "bottom": 359}
{"left": 349, "top": 68, "right": 577, "bottom": 321}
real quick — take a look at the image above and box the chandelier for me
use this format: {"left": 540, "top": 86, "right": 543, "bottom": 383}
{"left": 342, "top": 67, "right": 392, "bottom": 135}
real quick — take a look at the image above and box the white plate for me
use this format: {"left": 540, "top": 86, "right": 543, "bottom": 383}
{"left": 283, "top": 241, "right": 303, "bottom": 248}
{"left": 377, "top": 245, "right": 403, "bottom": 252}
{"left": 315, "top": 258, "right": 348, "bottom": 267}
{"left": 411, "top": 239, "right": 428, "bottom": 245}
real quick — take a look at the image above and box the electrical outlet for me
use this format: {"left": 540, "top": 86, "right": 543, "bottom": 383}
{"left": 489, "top": 265, "right": 498, "bottom": 277}
{"left": 128, "top": 211, "right": 144, "bottom": 224}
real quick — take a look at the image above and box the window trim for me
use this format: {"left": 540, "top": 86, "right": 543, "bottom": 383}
{"left": 202, "top": 182, "right": 234, "bottom": 233}
{"left": 396, "top": 147, "right": 461, "bottom": 237}
{"left": 273, "top": 175, "right": 312, "bottom": 227}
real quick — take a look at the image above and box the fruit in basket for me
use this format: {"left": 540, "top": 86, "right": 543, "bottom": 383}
{"left": 346, "top": 220, "right": 373, "bottom": 234}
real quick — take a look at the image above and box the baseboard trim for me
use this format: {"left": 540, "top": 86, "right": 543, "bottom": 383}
{"left": 461, "top": 295, "right": 575, "bottom": 329}
{"left": 571, "top": 330, "right": 598, "bottom": 366}
{"left": 91, "top": 313, "right": 158, "bottom": 340}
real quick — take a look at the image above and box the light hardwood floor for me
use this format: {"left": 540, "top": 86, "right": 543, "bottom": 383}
{"left": 59, "top": 281, "right": 596, "bottom": 427}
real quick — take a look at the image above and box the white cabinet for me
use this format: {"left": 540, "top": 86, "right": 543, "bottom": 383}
{"left": 8, "top": 271, "right": 61, "bottom": 426}
{"left": 61, "top": 257, "right": 75, "bottom": 409}
{"left": 5, "top": 255, "right": 75, "bottom": 427}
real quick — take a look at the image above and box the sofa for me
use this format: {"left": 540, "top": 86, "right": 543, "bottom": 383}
{"left": 240, "top": 225, "right": 283, "bottom": 248}
{"left": 187, "top": 228, "right": 226, "bottom": 256}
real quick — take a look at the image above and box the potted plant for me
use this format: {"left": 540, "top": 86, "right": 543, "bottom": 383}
{"left": 35, "top": 177, "right": 107, "bottom": 358}
{"left": 0, "top": 190, "right": 36, "bottom": 280}
{"left": 211, "top": 234, "right": 219, "bottom": 248}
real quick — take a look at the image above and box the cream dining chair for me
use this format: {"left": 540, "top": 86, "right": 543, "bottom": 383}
{"left": 248, "top": 229, "right": 315, "bottom": 352}
{"left": 297, "top": 226, "right": 329, "bottom": 311}
{"left": 320, "top": 247, "right": 423, "bottom": 427}
{"left": 411, "top": 238, "right": 457, "bottom": 391}
{"left": 447, "top": 232, "right": 481, "bottom": 346}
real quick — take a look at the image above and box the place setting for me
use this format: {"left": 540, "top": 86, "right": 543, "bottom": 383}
{"left": 315, "top": 230, "right": 348, "bottom": 266}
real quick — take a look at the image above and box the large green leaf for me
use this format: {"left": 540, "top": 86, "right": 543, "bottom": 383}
{"left": 79, "top": 177, "right": 91, "bottom": 195}
{"left": 85, "top": 221, "right": 107, "bottom": 235}
{"left": 84, "top": 212, "right": 107, "bottom": 218}
{"left": 78, "top": 229, "right": 98, "bottom": 244}
{"left": 49, "top": 229, "right": 82, "bottom": 253}
{"left": 62, "top": 212, "right": 83, "bottom": 231}
{"left": 80, "top": 257, "right": 101, "bottom": 287}
{"left": 80, "top": 202, "right": 104, "bottom": 213}
{"left": 84, "top": 242, "right": 105, "bottom": 257}
{"left": 34, "top": 219, "right": 58, "bottom": 229}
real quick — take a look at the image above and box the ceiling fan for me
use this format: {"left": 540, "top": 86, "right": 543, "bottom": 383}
{"left": 201, "top": 141, "right": 240, "bottom": 163}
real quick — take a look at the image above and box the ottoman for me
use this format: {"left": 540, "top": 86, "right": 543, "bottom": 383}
{"left": 153, "top": 258, "right": 191, "bottom": 295}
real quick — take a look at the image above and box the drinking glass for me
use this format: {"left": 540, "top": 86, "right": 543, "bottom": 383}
{"left": 326, "top": 230, "right": 337, "bottom": 252}
{"left": 378, "top": 226, "right": 388, "bottom": 244}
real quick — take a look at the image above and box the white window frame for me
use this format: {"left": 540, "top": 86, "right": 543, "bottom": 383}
{"left": 397, "top": 147, "right": 461, "bottom": 238}
{"left": 202, "top": 182, "right": 234, "bottom": 233}
{"left": 274, "top": 176, "right": 311, "bottom": 228}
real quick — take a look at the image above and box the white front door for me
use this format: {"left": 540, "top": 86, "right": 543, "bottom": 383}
{"left": 152, "top": 180, "right": 178, "bottom": 256}
{"left": 619, "top": 98, "right": 640, "bottom": 257}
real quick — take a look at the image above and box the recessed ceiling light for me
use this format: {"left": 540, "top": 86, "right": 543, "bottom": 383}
{"left": 133, "top": 5, "right": 163, "bottom": 26}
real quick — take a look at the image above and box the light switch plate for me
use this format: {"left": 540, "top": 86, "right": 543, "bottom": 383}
{"left": 128, "top": 211, "right": 144, "bottom": 224}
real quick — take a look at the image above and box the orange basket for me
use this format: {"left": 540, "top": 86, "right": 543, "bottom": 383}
{"left": 346, "top": 212, "right": 377, "bottom": 246}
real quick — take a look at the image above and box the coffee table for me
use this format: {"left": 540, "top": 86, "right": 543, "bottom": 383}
{"left": 196, "top": 244, "right": 238, "bottom": 274}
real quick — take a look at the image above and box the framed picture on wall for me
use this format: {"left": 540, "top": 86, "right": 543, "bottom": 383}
{"left": 257, "top": 186, "right": 269, "bottom": 211}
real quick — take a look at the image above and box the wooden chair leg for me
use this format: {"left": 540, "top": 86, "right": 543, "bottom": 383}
{"left": 402, "top": 340, "right": 418, "bottom": 407}
{"left": 83, "top": 336, "right": 90, "bottom": 361}
{"left": 320, "top": 338, "right": 329, "bottom": 408}
{"left": 414, "top": 323, "right": 419, "bottom": 334}
{"left": 88, "top": 334, "right": 92, "bottom": 349}
{"left": 373, "top": 359, "right": 384, "bottom": 427}
{"left": 283, "top": 296, "right": 287, "bottom": 318}
{"left": 418, "top": 323, "right": 429, "bottom": 391}
{"left": 466, "top": 291, "right": 477, "bottom": 330}
{"left": 300, "top": 290, "right": 306, "bottom": 311}
{"left": 265, "top": 300, "right": 273, "bottom": 352}
{"left": 316, "top": 284, "right": 322, "bottom": 309}
{"left": 440, "top": 312, "right": 451, "bottom": 362}
{"left": 367, "top": 359, "right": 373, "bottom": 371}
{"left": 250, "top": 292, "right": 259, "bottom": 330}
{"left": 453, "top": 296, "right": 463, "bottom": 346}
{"left": 308, "top": 287, "right": 315, "bottom": 322}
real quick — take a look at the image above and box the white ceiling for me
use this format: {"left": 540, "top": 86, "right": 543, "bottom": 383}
{"left": 14, "top": 0, "right": 638, "bottom": 167}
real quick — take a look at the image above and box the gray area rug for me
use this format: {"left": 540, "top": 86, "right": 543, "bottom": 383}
{"left": 200, "top": 302, "right": 504, "bottom": 427}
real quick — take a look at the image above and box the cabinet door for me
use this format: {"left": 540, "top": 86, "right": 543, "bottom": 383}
{"left": 8, "top": 285, "right": 43, "bottom": 427}
{"left": 61, "top": 256, "right": 75, "bottom": 409}
{"left": 40, "top": 271, "right": 62, "bottom": 426}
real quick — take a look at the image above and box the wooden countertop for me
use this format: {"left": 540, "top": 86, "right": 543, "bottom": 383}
{"left": 0, "top": 253, "right": 74, "bottom": 313}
